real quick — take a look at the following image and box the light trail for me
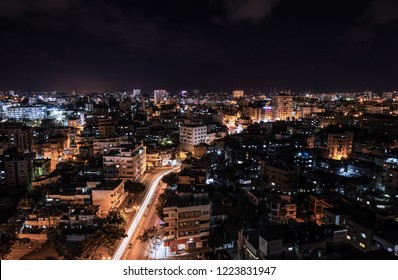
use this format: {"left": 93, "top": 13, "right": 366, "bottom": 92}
{"left": 112, "top": 165, "right": 180, "bottom": 260}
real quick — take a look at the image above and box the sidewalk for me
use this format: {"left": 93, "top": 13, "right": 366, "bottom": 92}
{"left": 148, "top": 240, "right": 170, "bottom": 259}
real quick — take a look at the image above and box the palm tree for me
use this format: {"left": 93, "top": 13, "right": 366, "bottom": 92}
{"left": 17, "top": 195, "right": 34, "bottom": 210}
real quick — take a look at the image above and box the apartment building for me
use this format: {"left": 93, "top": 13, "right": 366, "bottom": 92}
{"left": 0, "top": 122, "right": 33, "bottom": 153}
{"left": 103, "top": 143, "right": 146, "bottom": 180}
{"left": 266, "top": 163, "right": 299, "bottom": 194}
{"left": 92, "top": 179, "right": 127, "bottom": 214}
{"left": 179, "top": 124, "right": 207, "bottom": 152}
{"left": 163, "top": 183, "right": 211, "bottom": 253}
{"left": 93, "top": 136, "right": 130, "bottom": 155}
{"left": 6, "top": 105, "right": 46, "bottom": 120}
{"left": 272, "top": 93, "right": 293, "bottom": 121}
{"left": 327, "top": 131, "right": 353, "bottom": 160}
{"left": 4, "top": 148, "right": 33, "bottom": 190}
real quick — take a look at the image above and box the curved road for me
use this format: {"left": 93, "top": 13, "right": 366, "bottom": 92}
{"left": 112, "top": 165, "right": 180, "bottom": 260}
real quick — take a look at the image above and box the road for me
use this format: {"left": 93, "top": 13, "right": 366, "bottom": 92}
{"left": 112, "top": 165, "right": 180, "bottom": 260}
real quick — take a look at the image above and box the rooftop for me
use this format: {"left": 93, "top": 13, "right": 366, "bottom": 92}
{"left": 95, "top": 179, "right": 123, "bottom": 190}
{"left": 164, "top": 194, "right": 210, "bottom": 208}
{"left": 326, "top": 205, "right": 376, "bottom": 229}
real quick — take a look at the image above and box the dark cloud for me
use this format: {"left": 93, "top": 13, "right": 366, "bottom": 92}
{"left": 0, "top": 0, "right": 164, "bottom": 50}
{"left": 0, "top": 0, "right": 397, "bottom": 92}
{"left": 342, "top": 0, "right": 398, "bottom": 43}
{"left": 0, "top": 0, "right": 78, "bottom": 19}
{"left": 222, "top": 0, "right": 280, "bottom": 24}
{"left": 0, "top": 0, "right": 222, "bottom": 59}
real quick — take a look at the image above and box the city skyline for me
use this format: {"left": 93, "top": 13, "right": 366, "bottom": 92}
{"left": 1, "top": 0, "right": 398, "bottom": 92}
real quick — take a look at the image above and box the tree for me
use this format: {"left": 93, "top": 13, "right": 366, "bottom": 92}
{"left": 155, "top": 203, "right": 165, "bottom": 221}
{"left": 79, "top": 231, "right": 114, "bottom": 260}
{"left": 0, "top": 223, "right": 17, "bottom": 259}
{"left": 137, "top": 226, "right": 158, "bottom": 243}
{"left": 161, "top": 172, "right": 178, "bottom": 186}
{"left": 17, "top": 195, "right": 34, "bottom": 210}
{"left": 78, "top": 211, "right": 127, "bottom": 260}
{"left": 100, "top": 211, "right": 127, "bottom": 239}
{"left": 124, "top": 180, "right": 145, "bottom": 194}
{"left": 208, "top": 225, "right": 227, "bottom": 250}
{"left": 155, "top": 188, "right": 174, "bottom": 220}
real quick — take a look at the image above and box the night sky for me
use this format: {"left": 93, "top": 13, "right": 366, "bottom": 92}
{"left": 1, "top": 0, "right": 398, "bottom": 93}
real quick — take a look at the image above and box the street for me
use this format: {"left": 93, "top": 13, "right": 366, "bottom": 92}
{"left": 112, "top": 165, "right": 180, "bottom": 260}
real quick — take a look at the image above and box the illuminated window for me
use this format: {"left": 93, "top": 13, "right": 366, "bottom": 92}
{"left": 346, "top": 235, "right": 351, "bottom": 240}
{"left": 359, "top": 242, "right": 366, "bottom": 249}
{"left": 360, "top": 232, "right": 367, "bottom": 239}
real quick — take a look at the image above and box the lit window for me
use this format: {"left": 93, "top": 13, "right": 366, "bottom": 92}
{"left": 359, "top": 242, "right": 366, "bottom": 249}
{"left": 346, "top": 235, "right": 351, "bottom": 240}
{"left": 360, "top": 232, "right": 366, "bottom": 239}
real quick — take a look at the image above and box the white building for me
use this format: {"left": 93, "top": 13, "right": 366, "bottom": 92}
{"left": 103, "top": 143, "right": 146, "bottom": 181}
{"left": 93, "top": 136, "right": 130, "bottom": 155}
{"left": 179, "top": 124, "right": 207, "bottom": 152}
{"left": 7, "top": 105, "right": 46, "bottom": 120}
{"left": 153, "top": 89, "right": 169, "bottom": 104}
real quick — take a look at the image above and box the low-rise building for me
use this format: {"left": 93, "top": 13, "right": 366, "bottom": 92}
{"left": 92, "top": 180, "right": 127, "bottom": 214}
{"left": 238, "top": 222, "right": 327, "bottom": 260}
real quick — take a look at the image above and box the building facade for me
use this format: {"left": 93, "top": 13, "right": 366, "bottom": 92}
{"left": 92, "top": 180, "right": 127, "bottom": 214}
{"left": 266, "top": 163, "right": 299, "bottom": 194}
{"left": 179, "top": 124, "right": 207, "bottom": 152}
{"left": 6, "top": 105, "right": 46, "bottom": 120}
{"left": 272, "top": 93, "right": 293, "bottom": 121}
{"left": 4, "top": 149, "right": 33, "bottom": 190}
{"left": 103, "top": 143, "right": 146, "bottom": 180}
{"left": 163, "top": 192, "right": 211, "bottom": 253}
{"left": 327, "top": 132, "right": 353, "bottom": 160}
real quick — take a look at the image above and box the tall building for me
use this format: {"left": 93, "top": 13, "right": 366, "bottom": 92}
{"left": 163, "top": 187, "right": 211, "bottom": 253}
{"left": 179, "top": 124, "right": 207, "bottom": 152}
{"left": 153, "top": 90, "right": 169, "bottom": 104}
{"left": 97, "top": 117, "right": 116, "bottom": 137}
{"left": 4, "top": 148, "right": 33, "bottom": 190}
{"left": 133, "top": 89, "right": 141, "bottom": 97}
{"left": 38, "top": 138, "right": 67, "bottom": 172}
{"left": 266, "top": 162, "right": 299, "bottom": 194}
{"left": 0, "top": 122, "right": 33, "bottom": 153}
{"left": 245, "top": 106, "right": 266, "bottom": 122}
{"left": 232, "top": 90, "right": 244, "bottom": 99}
{"left": 103, "top": 143, "right": 146, "bottom": 180}
{"left": 272, "top": 92, "right": 293, "bottom": 121}
{"left": 327, "top": 132, "right": 353, "bottom": 160}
